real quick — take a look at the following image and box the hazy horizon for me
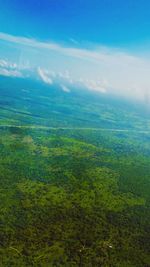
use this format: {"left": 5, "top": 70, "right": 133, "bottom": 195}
{"left": 1, "top": 0, "right": 150, "bottom": 103}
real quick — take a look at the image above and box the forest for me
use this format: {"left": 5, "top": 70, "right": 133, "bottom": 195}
{"left": 0, "top": 125, "right": 150, "bottom": 266}
{"left": 0, "top": 76, "right": 150, "bottom": 266}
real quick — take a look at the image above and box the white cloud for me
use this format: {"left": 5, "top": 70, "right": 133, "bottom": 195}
{"left": 0, "top": 59, "right": 9, "bottom": 67}
{"left": 0, "top": 68, "right": 23, "bottom": 77}
{"left": 0, "top": 32, "right": 142, "bottom": 64}
{"left": 61, "top": 84, "right": 70, "bottom": 93}
{"left": 0, "top": 59, "right": 18, "bottom": 69}
{"left": 79, "top": 79, "right": 107, "bottom": 93}
{"left": 0, "top": 32, "right": 150, "bottom": 102}
{"left": 37, "top": 67, "right": 53, "bottom": 84}
{"left": 0, "top": 59, "right": 23, "bottom": 77}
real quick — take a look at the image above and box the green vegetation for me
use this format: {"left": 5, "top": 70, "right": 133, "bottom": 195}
{"left": 0, "top": 127, "right": 150, "bottom": 266}
{"left": 0, "top": 76, "right": 150, "bottom": 266}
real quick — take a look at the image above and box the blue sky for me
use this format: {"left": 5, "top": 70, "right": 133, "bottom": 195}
{"left": 1, "top": 0, "right": 150, "bottom": 47}
{"left": 0, "top": 0, "right": 150, "bottom": 102}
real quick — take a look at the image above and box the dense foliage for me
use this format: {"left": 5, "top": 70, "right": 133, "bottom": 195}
{"left": 0, "top": 76, "right": 150, "bottom": 266}
{"left": 0, "top": 127, "right": 150, "bottom": 266}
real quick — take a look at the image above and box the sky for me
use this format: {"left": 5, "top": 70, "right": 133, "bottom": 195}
{"left": 0, "top": 0, "right": 150, "bottom": 102}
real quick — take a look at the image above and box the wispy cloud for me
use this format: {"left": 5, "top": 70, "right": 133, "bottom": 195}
{"left": 37, "top": 67, "right": 53, "bottom": 84}
{"left": 60, "top": 85, "right": 70, "bottom": 93}
{"left": 69, "top": 38, "right": 79, "bottom": 45}
{"left": 0, "top": 32, "right": 140, "bottom": 63}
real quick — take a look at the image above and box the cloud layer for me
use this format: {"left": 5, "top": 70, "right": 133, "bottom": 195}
{"left": 0, "top": 32, "right": 150, "bottom": 102}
